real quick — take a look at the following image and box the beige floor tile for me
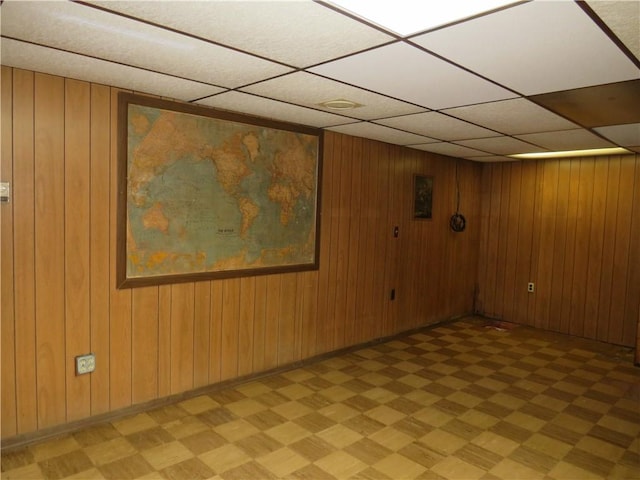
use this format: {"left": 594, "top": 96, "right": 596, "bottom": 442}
{"left": 489, "top": 458, "right": 544, "bottom": 480}
{"left": 277, "top": 383, "right": 315, "bottom": 400}
{"left": 320, "top": 385, "right": 357, "bottom": 403}
{"left": 522, "top": 433, "right": 573, "bottom": 460}
{"left": 314, "top": 450, "right": 368, "bottom": 478}
{"left": 84, "top": 437, "right": 137, "bottom": 466}
{"left": 162, "top": 416, "right": 210, "bottom": 440}
{"left": 372, "top": 452, "right": 426, "bottom": 478}
{"left": 3, "top": 317, "right": 639, "bottom": 480}
{"left": 198, "top": 444, "right": 250, "bottom": 474}
{"left": 504, "top": 411, "right": 546, "bottom": 432}
{"left": 224, "top": 398, "right": 267, "bottom": 417}
{"left": 457, "top": 409, "right": 500, "bottom": 430}
{"left": 112, "top": 414, "right": 158, "bottom": 436}
{"left": 264, "top": 421, "right": 311, "bottom": 445}
{"left": 420, "top": 429, "right": 468, "bottom": 456}
{"left": 271, "top": 400, "right": 313, "bottom": 420}
{"left": 140, "top": 441, "right": 194, "bottom": 471}
{"left": 318, "top": 402, "right": 359, "bottom": 423}
{"left": 214, "top": 419, "right": 259, "bottom": 442}
{"left": 471, "top": 431, "right": 520, "bottom": 456}
{"left": 430, "top": 456, "right": 485, "bottom": 480}
{"left": 364, "top": 405, "right": 405, "bottom": 426}
{"left": 256, "top": 447, "right": 310, "bottom": 477}
{"left": 316, "top": 424, "right": 362, "bottom": 449}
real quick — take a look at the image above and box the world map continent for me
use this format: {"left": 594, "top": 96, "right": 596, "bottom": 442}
{"left": 126, "top": 104, "right": 319, "bottom": 279}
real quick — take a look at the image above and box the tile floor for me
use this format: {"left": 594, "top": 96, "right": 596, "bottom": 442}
{"left": 2, "top": 317, "right": 639, "bottom": 479}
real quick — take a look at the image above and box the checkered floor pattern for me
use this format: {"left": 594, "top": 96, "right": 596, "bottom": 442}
{"left": 2, "top": 317, "right": 639, "bottom": 479}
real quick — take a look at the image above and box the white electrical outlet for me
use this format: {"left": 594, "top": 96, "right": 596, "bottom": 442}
{"left": 527, "top": 282, "right": 535, "bottom": 293}
{"left": 75, "top": 353, "right": 96, "bottom": 375}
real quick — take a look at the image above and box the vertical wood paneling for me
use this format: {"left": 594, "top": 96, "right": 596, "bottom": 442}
{"left": 263, "top": 275, "right": 280, "bottom": 369}
{"left": 170, "top": 283, "right": 195, "bottom": 393}
{"left": 220, "top": 279, "right": 240, "bottom": 380}
{"left": 12, "top": 68, "right": 38, "bottom": 434}
{"left": 208, "top": 281, "right": 223, "bottom": 384}
{"left": 132, "top": 287, "right": 159, "bottom": 403}
{"left": 2, "top": 70, "right": 484, "bottom": 441}
{"left": 547, "top": 161, "right": 569, "bottom": 332}
{"left": 193, "top": 282, "right": 211, "bottom": 388}
{"left": 597, "top": 158, "right": 620, "bottom": 342}
{"left": 278, "top": 274, "right": 297, "bottom": 365}
{"left": 34, "top": 73, "right": 66, "bottom": 428}
{"left": 512, "top": 162, "right": 536, "bottom": 325}
{"left": 252, "top": 276, "right": 267, "bottom": 371}
{"left": 570, "top": 159, "right": 595, "bottom": 337}
{"left": 299, "top": 271, "right": 317, "bottom": 358}
{"left": 315, "top": 133, "right": 335, "bottom": 354}
{"left": 157, "top": 285, "right": 172, "bottom": 397}
{"left": 478, "top": 155, "right": 640, "bottom": 347}
{"left": 64, "top": 78, "right": 91, "bottom": 422}
{"left": 333, "top": 135, "right": 352, "bottom": 349}
{"left": 238, "top": 277, "right": 255, "bottom": 376}
{"left": 558, "top": 160, "right": 580, "bottom": 334}
{"left": 89, "top": 83, "right": 111, "bottom": 416}
{"left": 345, "top": 137, "right": 363, "bottom": 346}
{"left": 624, "top": 163, "right": 640, "bottom": 347}
{"left": 109, "top": 88, "right": 132, "bottom": 410}
{"left": 608, "top": 157, "right": 635, "bottom": 344}
{"left": 1, "top": 66, "right": 17, "bottom": 438}
{"left": 583, "top": 160, "right": 608, "bottom": 339}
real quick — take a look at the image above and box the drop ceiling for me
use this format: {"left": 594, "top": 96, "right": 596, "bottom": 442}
{"left": 1, "top": 0, "right": 639, "bottom": 161}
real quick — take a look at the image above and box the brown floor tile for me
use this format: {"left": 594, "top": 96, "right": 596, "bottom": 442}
{"left": 97, "top": 453, "right": 154, "bottom": 480}
{"left": 126, "top": 426, "right": 175, "bottom": 451}
{"left": 160, "top": 457, "right": 215, "bottom": 480}
{"left": 3, "top": 317, "right": 639, "bottom": 480}
{"left": 37, "top": 450, "right": 94, "bottom": 480}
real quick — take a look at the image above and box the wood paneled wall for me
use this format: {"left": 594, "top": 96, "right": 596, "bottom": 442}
{"left": 0, "top": 67, "right": 481, "bottom": 439}
{"left": 477, "top": 157, "right": 640, "bottom": 347}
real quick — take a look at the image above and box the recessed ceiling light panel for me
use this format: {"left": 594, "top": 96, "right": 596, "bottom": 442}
{"left": 509, "top": 147, "right": 632, "bottom": 159}
{"left": 326, "top": 0, "right": 520, "bottom": 36}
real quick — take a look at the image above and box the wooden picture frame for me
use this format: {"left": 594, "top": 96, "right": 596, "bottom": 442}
{"left": 117, "top": 92, "right": 322, "bottom": 288}
{"left": 413, "top": 174, "right": 433, "bottom": 220}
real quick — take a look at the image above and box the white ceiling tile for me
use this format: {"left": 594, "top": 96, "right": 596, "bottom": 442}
{"left": 310, "top": 42, "right": 516, "bottom": 109}
{"left": 586, "top": 0, "right": 640, "bottom": 62}
{"left": 515, "top": 129, "right": 615, "bottom": 151}
{"left": 456, "top": 136, "right": 546, "bottom": 155}
{"left": 412, "top": 1, "right": 639, "bottom": 95}
{"left": 443, "top": 98, "right": 579, "bottom": 135}
{"left": 241, "top": 72, "right": 426, "bottom": 121}
{"left": 1, "top": 1, "right": 291, "bottom": 88}
{"left": 376, "top": 111, "right": 500, "bottom": 141}
{"left": 595, "top": 123, "right": 640, "bottom": 147}
{"left": 410, "top": 143, "right": 489, "bottom": 158}
{"left": 328, "top": 122, "right": 437, "bottom": 146}
{"left": 1, "top": 38, "right": 224, "bottom": 101}
{"left": 196, "top": 91, "right": 354, "bottom": 129}
{"left": 89, "top": 0, "right": 394, "bottom": 68}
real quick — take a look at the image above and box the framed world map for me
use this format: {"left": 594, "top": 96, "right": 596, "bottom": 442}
{"left": 117, "top": 93, "right": 322, "bottom": 288}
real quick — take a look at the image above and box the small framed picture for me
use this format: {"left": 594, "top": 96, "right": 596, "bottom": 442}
{"left": 413, "top": 174, "right": 433, "bottom": 220}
